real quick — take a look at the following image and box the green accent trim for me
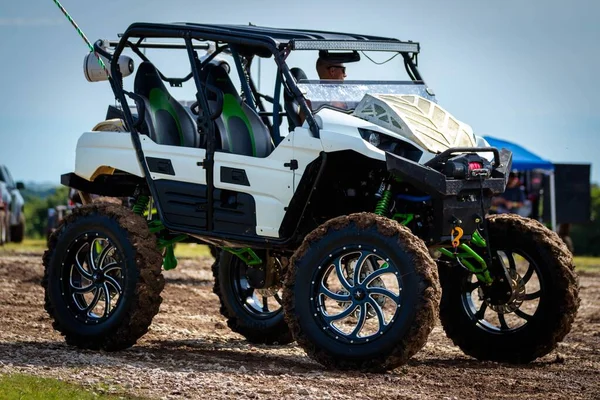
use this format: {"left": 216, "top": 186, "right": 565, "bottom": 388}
{"left": 162, "top": 244, "right": 178, "bottom": 270}
{"left": 149, "top": 88, "right": 184, "bottom": 146}
{"left": 472, "top": 230, "right": 487, "bottom": 248}
{"left": 374, "top": 190, "right": 393, "bottom": 216}
{"left": 222, "top": 93, "right": 256, "bottom": 156}
{"left": 157, "top": 235, "right": 188, "bottom": 271}
{"left": 223, "top": 247, "right": 262, "bottom": 266}
{"left": 132, "top": 195, "right": 149, "bottom": 216}
{"left": 440, "top": 244, "right": 493, "bottom": 284}
{"left": 392, "top": 213, "right": 414, "bottom": 226}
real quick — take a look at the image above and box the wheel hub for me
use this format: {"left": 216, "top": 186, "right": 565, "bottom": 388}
{"left": 480, "top": 269, "right": 526, "bottom": 314}
{"left": 353, "top": 288, "right": 366, "bottom": 301}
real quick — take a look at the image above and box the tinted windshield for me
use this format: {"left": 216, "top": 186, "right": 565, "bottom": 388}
{"left": 297, "top": 80, "right": 436, "bottom": 112}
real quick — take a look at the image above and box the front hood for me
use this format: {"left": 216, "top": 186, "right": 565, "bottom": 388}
{"left": 353, "top": 94, "right": 478, "bottom": 153}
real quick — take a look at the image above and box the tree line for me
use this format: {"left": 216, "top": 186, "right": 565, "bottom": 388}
{"left": 21, "top": 185, "right": 600, "bottom": 255}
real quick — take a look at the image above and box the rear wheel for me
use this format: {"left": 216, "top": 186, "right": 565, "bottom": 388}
{"left": 284, "top": 213, "right": 440, "bottom": 371}
{"left": 212, "top": 251, "right": 292, "bottom": 344}
{"left": 43, "top": 203, "right": 164, "bottom": 350}
{"left": 438, "top": 214, "right": 579, "bottom": 363}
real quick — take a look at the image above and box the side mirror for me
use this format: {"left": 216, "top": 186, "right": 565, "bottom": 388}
{"left": 16, "top": 182, "right": 25, "bottom": 190}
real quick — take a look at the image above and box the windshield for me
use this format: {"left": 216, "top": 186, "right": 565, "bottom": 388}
{"left": 297, "top": 80, "right": 436, "bottom": 112}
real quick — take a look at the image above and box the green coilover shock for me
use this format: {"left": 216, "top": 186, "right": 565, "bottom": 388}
{"left": 132, "top": 195, "right": 149, "bottom": 216}
{"left": 374, "top": 183, "right": 393, "bottom": 216}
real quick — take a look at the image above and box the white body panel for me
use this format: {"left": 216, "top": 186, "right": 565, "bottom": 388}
{"left": 72, "top": 103, "right": 487, "bottom": 239}
{"left": 75, "top": 132, "right": 144, "bottom": 180}
{"left": 74, "top": 130, "right": 323, "bottom": 239}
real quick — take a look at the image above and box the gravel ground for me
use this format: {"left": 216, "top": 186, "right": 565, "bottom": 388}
{"left": 0, "top": 252, "right": 598, "bottom": 399}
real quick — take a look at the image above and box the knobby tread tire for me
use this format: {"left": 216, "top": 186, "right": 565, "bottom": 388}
{"left": 438, "top": 213, "right": 580, "bottom": 363}
{"left": 283, "top": 212, "right": 440, "bottom": 371}
{"left": 42, "top": 202, "right": 165, "bottom": 351}
{"left": 211, "top": 252, "right": 293, "bottom": 345}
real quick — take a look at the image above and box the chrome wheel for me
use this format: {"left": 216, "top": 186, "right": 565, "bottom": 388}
{"left": 313, "top": 247, "right": 402, "bottom": 343}
{"left": 62, "top": 234, "right": 125, "bottom": 323}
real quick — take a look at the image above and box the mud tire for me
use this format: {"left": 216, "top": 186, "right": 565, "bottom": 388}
{"left": 283, "top": 213, "right": 440, "bottom": 371}
{"left": 212, "top": 251, "right": 293, "bottom": 345}
{"left": 438, "top": 214, "right": 579, "bottom": 363}
{"left": 42, "top": 203, "right": 164, "bottom": 351}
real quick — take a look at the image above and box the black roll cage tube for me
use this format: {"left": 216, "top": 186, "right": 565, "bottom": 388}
{"left": 99, "top": 25, "right": 425, "bottom": 247}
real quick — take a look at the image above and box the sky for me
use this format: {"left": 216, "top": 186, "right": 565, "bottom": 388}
{"left": 0, "top": 0, "right": 598, "bottom": 185}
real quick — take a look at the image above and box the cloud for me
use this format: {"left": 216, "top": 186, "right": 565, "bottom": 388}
{"left": 0, "top": 17, "right": 63, "bottom": 27}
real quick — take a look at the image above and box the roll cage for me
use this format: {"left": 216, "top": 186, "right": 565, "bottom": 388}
{"left": 79, "top": 23, "right": 425, "bottom": 247}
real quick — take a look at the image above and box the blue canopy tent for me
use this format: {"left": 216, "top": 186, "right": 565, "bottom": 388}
{"left": 483, "top": 136, "right": 556, "bottom": 229}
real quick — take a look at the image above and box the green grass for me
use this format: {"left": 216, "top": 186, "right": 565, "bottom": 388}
{"left": 0, "top": 373, "right": 146, "bottom": 400}
{"left": 0, "top": 239, "right": 213, "bottom": 260}
{"left": 173, "top": 242, "right": 212, "bottom": 259}
{"left": 0, "top": 239, "right": 47, "bottom": 254}
{"left": 573, "top": 256, "right": 600, "bottom": 272}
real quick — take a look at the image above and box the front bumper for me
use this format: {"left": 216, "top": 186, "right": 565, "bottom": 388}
{"left": 386, "top": 147, "right": 512, "bottom": 243}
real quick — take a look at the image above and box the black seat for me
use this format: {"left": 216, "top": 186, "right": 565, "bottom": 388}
{"left": 284, "top": 67, "right": 308, "bottom": 131}
{"left": 203, "top": 62, "right": 274, "bottom": 157}
{"left": 134, "top": 62, "right": 200, "bottom": 147}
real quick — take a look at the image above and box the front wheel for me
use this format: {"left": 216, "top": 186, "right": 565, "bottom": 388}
{"left": 284, "top": 213, "right": 440, "bottom": 371}
{"left": 438, "top": 214, "right": 580, "bottom": 363}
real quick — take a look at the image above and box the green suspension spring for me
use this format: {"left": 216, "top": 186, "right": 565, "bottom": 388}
{"left": 132, "top": 195, "right": 149, "bottom": 215}
{"left": 374, "top": 189, "right": 393, "bottom": 216}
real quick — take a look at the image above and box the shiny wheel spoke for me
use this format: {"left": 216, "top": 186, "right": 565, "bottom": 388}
{"left": 262, "top": 296, "right": 269, "bottom": 312}
{"left": 103, "top": 283, "right": 112, "bottom": 317}
{"left": 367, "top": 287, "right": 400, "bottom": 303}
{"left": 102, "top": 262, "right": 119, "bottom": 273}
{"left": 84, "top": 288, "right": 102, "bottom": 313}
{"left": 71, "top": 283, "right": 95, "bottom": 294}
{"left": 334, "top": 257, "right": 353, "bottom": 291}
{"left": 104, "top": 275, "right": 122, "bottom": 294}
{"left": 319, "top": 282, "right": 351, "bottom": 302}
{"left": 367, "top": 297, "right": 387, "bottom": 329}
{"left": 273, "top": 292, "right": 283, "bottom": 305}
{"left": 323, "top": 303, "right": 357, "bottom": 323}
{"left": 363, "top": 267, "right": 391, "bottom": 286}
{"left": 352, "top": 251, "right": 369, "bottom": 285}
{"left": 74, "top": 258, "right": 92, "bottom": 279}
{"left": 349, "top": 303, "right": 367, "bottom": 338}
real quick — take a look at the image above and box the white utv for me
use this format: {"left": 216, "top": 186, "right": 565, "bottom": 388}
{"left": 43, "top": 23, "right": 579, "bottom": 372}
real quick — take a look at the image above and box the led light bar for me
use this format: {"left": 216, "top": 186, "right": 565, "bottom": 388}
{"left": 291, "top": 40, "right": 419, "bottom": 53}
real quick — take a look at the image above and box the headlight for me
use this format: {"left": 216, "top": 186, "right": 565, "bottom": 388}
{"left": 368, "top": 132, "right": 381, "bottom": 147}
{"left": 358, "top": 128, "right": 423, "bottom": 162}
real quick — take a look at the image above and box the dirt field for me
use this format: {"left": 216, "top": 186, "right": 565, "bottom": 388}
{"left": 0, "top": 251, "right": 598, "bottom": 399}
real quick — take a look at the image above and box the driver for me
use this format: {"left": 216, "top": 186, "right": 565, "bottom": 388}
{"left": 316, "top": 54, "right": 347, "bottom": 80}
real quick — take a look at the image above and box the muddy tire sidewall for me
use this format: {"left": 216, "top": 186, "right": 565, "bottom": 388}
{"left": 284, "top": 213, "right": 439, "bottom": 371}
{"left": 43, "top": 204, "right": 164, "bottom": 351}
{"left": 438, "top": 214, "right": 579, "bottom": 363}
